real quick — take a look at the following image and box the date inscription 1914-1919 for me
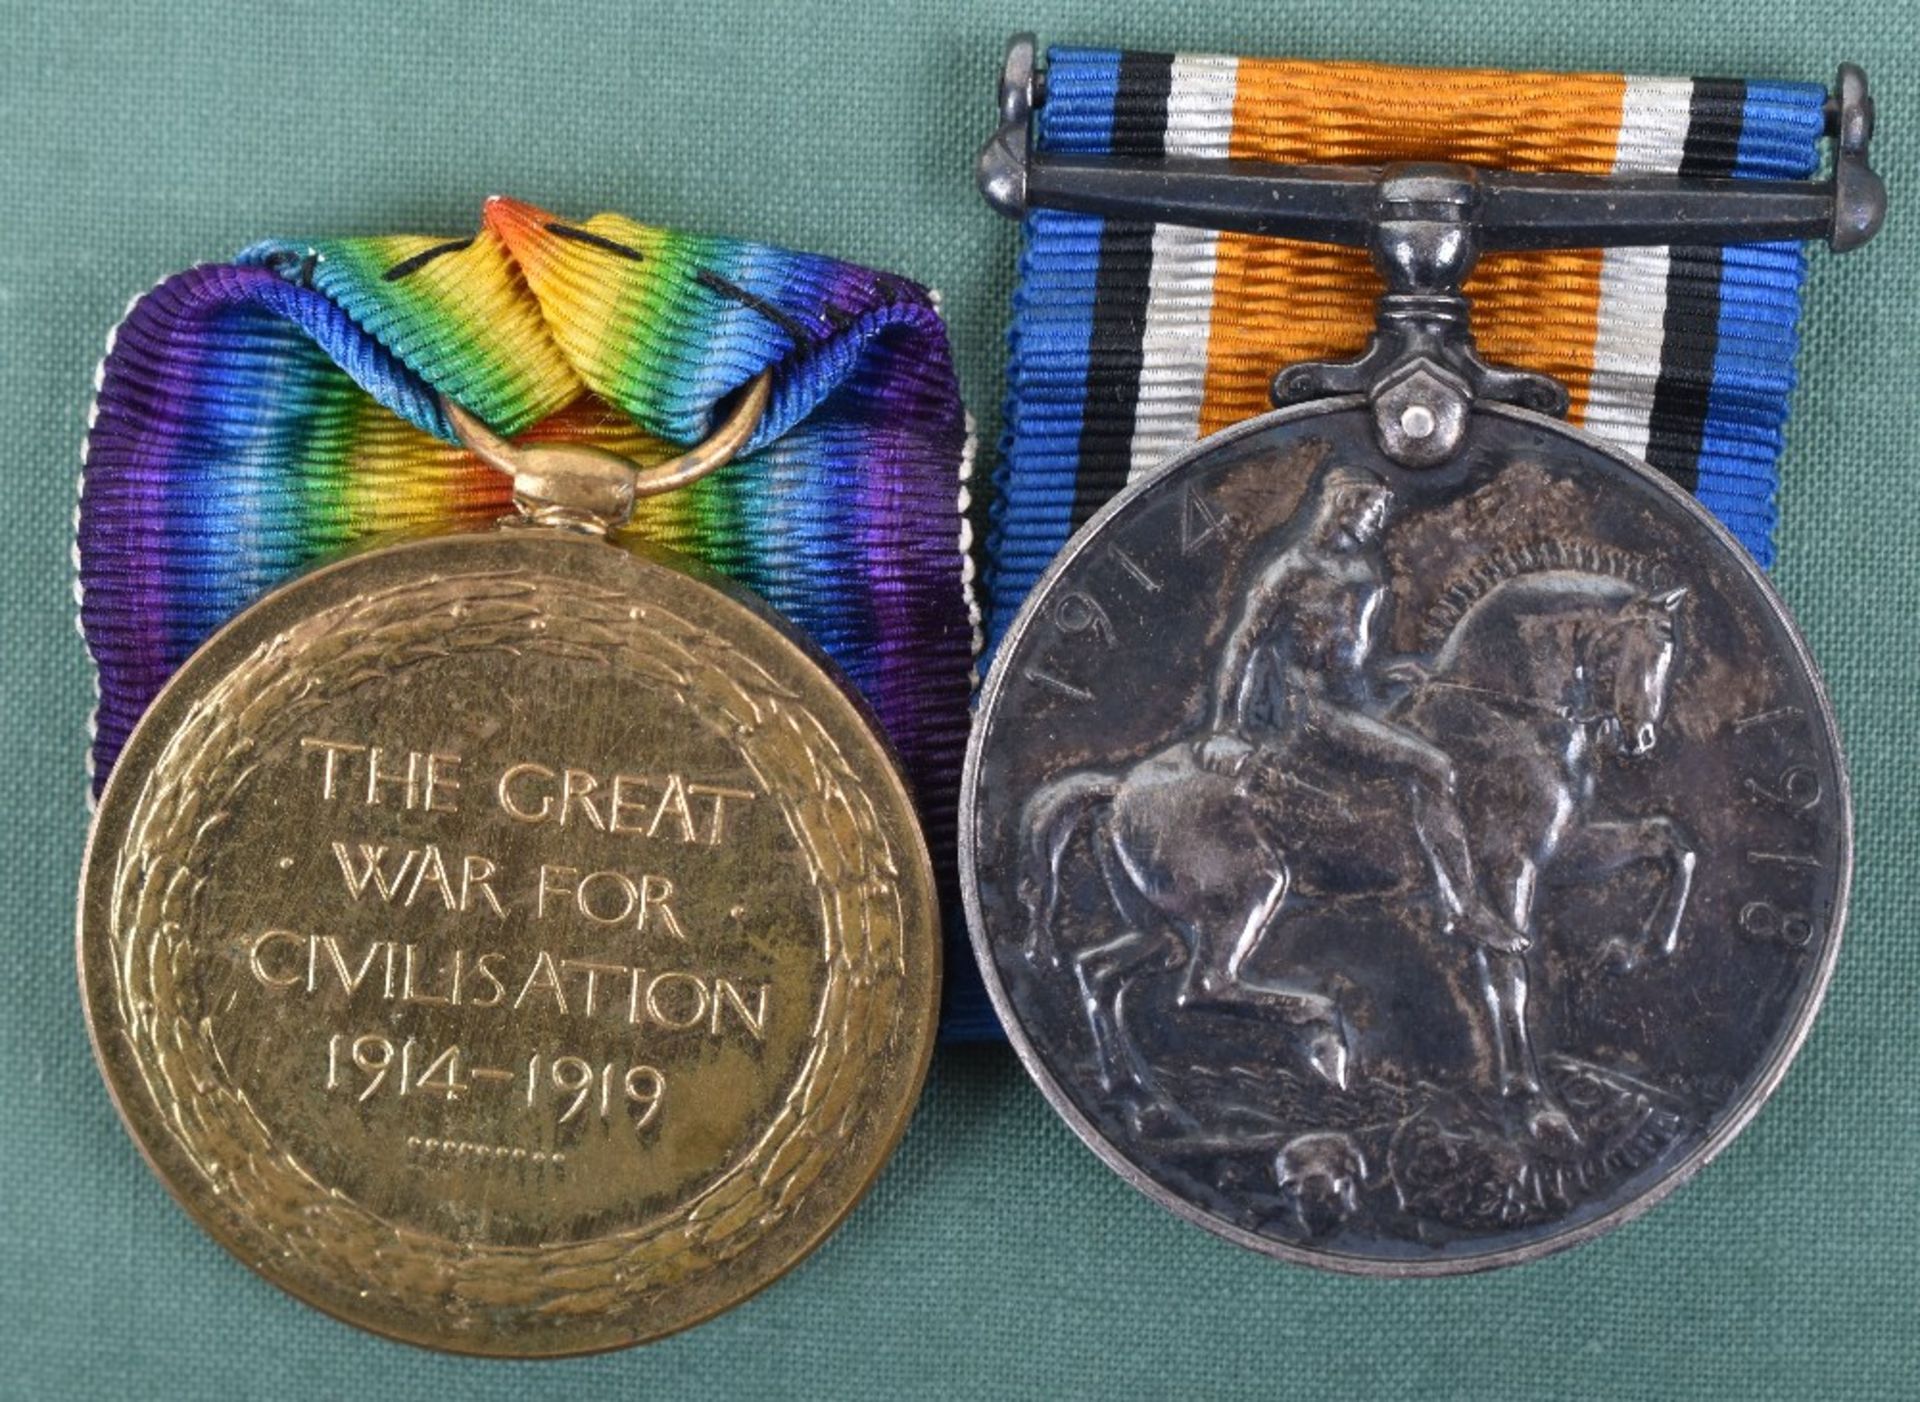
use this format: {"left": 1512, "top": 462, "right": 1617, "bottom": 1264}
{"left": 81, "top": 527, "right": 941, "bottom": 1354}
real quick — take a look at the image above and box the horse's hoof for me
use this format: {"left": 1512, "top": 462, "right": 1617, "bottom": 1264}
{"left": 1305, "top": 1028, "right": 1352, "bottom": 1092}
{"left": 1125, "top": 1097, "right": 1187, "bottom": 1139}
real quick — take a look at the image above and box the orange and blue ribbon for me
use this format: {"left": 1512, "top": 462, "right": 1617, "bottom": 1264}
{"left": 989, "top": 49, "right": 1826, "bottom": 643}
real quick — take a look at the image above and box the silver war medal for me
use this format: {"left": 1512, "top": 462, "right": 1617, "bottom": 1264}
{"left": 963, "top": 40, "right": 1883, "bottom": 1273}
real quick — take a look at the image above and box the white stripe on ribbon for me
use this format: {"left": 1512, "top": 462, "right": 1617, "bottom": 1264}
{"left": 1128, "top": 55, "right": 1239, "bottom": 481}
{"left": 1584, "top": 76, "right": 1695, "bottom": 457}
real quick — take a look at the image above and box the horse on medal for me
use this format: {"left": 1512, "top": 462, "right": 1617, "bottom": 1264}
{"left": 1016, "top": 465, "right": 1695, "bottom": 1136}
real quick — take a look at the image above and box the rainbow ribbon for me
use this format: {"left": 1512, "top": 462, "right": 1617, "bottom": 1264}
{"left": 78, "top": 198, "right": 989, "bottom": 1031}
{"left": 988, "top": 49, "right": 1825, "bottom": 644}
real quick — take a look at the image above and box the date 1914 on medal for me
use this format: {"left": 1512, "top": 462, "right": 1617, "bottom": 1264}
{"left": 964, "top": 405, "right": 1850, "bottom": 1274}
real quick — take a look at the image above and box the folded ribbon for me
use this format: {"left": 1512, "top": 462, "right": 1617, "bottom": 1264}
{"left": 78, "top": 197, "right": 986, "bottom": 1027}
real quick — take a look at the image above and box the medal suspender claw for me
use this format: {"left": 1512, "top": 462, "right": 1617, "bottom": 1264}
{"left": 442, "top": 371, "right": 774, "bottom": 532}
{"left": 76, "top": 215, "right": 952, "bottom": 1354}
{"left": 963, "top": 36, "right": 1882, "bottom": 1274}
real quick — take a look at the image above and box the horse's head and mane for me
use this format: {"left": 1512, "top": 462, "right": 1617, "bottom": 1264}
{"left": 1420, "top": 540, "right": 1686, "bottom": 755}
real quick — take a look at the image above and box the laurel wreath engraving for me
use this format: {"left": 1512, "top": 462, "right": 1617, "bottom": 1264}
{"left": 104, "top": 562, "right": 914, "bottom": 1346}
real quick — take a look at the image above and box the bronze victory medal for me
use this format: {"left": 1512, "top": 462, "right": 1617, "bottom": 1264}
{"left": 79, "top": 526, "right": 940, "bottom": 1353}
{"left": 962, "top": 401, "right": 1848, "bottom": 1273}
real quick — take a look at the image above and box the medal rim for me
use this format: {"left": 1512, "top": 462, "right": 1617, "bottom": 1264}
{"left": 78, "top": 525, "right": 942, "bottom": 1355}
{"left": 959, "top": 394, "right": 1852, "bottom": 1277}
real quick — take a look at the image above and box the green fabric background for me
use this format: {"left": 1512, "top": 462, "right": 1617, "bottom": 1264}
{"left": 2, "top": 1, "right": 1915, "bottom": 1396}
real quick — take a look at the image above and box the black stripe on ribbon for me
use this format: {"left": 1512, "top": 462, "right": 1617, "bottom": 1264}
{"left": 1072, "top": 51, "right": 1175, "bottom": 528}
{"left": 1644, "top": 78, "right": 1747, "bottom": 494}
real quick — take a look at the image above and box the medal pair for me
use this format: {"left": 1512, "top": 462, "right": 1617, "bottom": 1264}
{"left": 74, "top": 43, "right": 1884, "bottom": 1351}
